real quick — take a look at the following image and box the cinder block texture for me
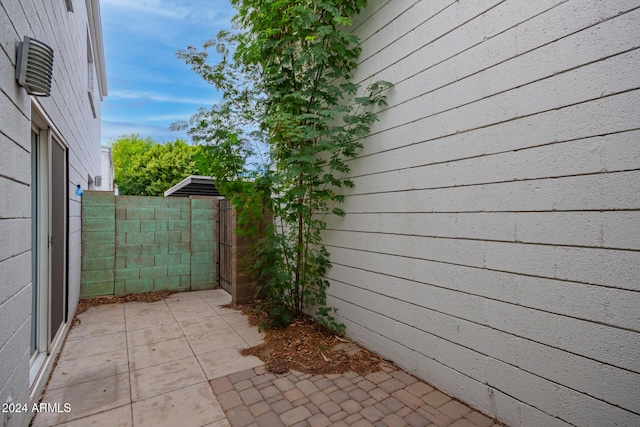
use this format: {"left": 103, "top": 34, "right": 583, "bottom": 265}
{"left": 322, "top": 2, "right": 640, "bottom": 427}
{"left": 81, "top": 193, "right": 115, "bottom": 297}
{"left": 81, "top": 195, "right": 218, "bottom": 296}
{"left": 190, "top": 197, "right": 216, "bottom": 290}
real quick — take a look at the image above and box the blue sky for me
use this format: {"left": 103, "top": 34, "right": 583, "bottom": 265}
{"left": 100, "top": 0, "right": 235, "bottom": 145}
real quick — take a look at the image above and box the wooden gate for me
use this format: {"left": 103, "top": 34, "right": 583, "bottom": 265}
{"left": 218, "top": 198, "right": 232, "bottom": 294}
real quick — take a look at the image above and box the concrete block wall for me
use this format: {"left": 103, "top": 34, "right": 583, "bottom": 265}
{"left": 322, "top": 1, "right": 640, "bottom": 426}
{"left": 81, "top": 192, "right": 116, "bottom": 296}
{"left": 115, "top": 195, "right": 193, "bottom": 295}
{"left": 190, "top": 197, "right": 216, "bottom": 290}
{"left": 81, "top": 193, "right": 217, "bottom": 297}
{"left": 0, "top": 127, "right": 31, "bottom": 427}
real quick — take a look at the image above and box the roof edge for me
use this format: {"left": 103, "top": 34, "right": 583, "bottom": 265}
{"left": 164, "top": 175, "right": 219, "bottom": 197}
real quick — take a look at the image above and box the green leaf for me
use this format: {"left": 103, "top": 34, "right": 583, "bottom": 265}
{"left": 176, "top": 0, "right": 392, "bottom": 330}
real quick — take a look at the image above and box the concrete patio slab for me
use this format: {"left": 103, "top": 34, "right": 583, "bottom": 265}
{"left": 166, "top": 291, "right": 204, "bottom": 301}
{"left": 78, "top": 302, "right": 126, "bottom": 318}
{"left": 211, "top": 306, "right": 241, "bottom": 316}
{"left": 167, "top": 294, "right": 212, "bottom": 305}
{"left": 128, "top": 336, "right": 193, "bottom": 370}
{"left": 47, "top": 348, "right": 129, "bottom": 390}
{"left": 66, "top": 305, "right": 126, "bottom": 340}
{"left": 65, "top": 319, "right": 126, "bottom": 341}
{"left": 130, "top": 356, "right": 207, "bottom": 402}
{"left": 126, "top": 323, "right": 185, "bottom": 347}
{"left": 32, "top": 373, "right": 131, "bottom": 426}
{"left": 57, "top": 404, "right": 133, "bottom": 427}
{"left": 165, "top": 292, "right": 207, "bottom": 308}
{"left": 179, "top": 315, "right": 229, "bottom": 336}
{"left": 186, "top": 328, "right": 247, "bottom": 355}
{"left": 205, "top": 419, "right": 232, "bottom": 427}
{"left": 60, "top": 331, "right": 127, "bottom": 360}
{"left": 172, "top": 306, "right": 221, "bottom": 322}
{"left": 218, "top": 311, "right": 252, "bottom": 328}
{"left": 32, "top": 289, "right": 501, "bottom": 427}
{"left": 198, "top": 346, "right": 265, "bottom": 380}
{"left": 167, "top": 301, "right": 213, "bottom": 316}
{"left": 124, "top": 311, "right": 177, "bottom": 331}
{"left": 232, "top": 324, "right": 265, "bottom": 344}
{"left": 124, "top": 300, "right": 172, "bottom": 314}
{"left": 131, "top": 382, "right": 225, "bottom": 427}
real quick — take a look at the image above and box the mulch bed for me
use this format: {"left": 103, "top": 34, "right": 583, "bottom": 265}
{"left": 224, "top": 302, "right": 386, "bottom": 376}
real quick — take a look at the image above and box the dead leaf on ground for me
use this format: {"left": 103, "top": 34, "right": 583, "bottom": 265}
{"left": 75, "top": 291, "right": 175, "bottom": 315}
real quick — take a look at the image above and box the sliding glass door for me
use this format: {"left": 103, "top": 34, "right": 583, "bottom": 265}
{"left": 49, "top": 136, "right": 67, "bottom": 340}
{"left": 30, "top": 123, "right": 68, "bottom": 383}
{"left": 30, "top": 130, "right": 39, "bottom": 360}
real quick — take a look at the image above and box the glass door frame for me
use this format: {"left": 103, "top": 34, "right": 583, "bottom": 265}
{"left": 29, "top": 108, "right": 69, "bottom": 387}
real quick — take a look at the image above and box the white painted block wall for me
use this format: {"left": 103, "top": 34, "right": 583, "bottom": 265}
{"left": 0, "top": 1, "right": 103, "bottom": 425}
{"left": 325, "top": 1, "right": 640, "bottom": 426}
{"left": 99, "top": 146, "right": 115, "bottom": 191}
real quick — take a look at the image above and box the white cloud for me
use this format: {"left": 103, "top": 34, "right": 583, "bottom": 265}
{"left": 101, "top": 0, "right": 233, "bottom": 23}
{"left": 109, "top": 89, "right": 216, "bottom": 105}
{"left": 101, "top": 0, "right": 190, "bottom": 19}
{"left": 143, "top": 113, "right": 193, "bottom": 122}
{"left": 101, "top": 120, "right": 189, "bottom": 144}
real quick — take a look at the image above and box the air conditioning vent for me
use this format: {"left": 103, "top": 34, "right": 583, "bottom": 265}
{"left": 16, "top": 36, "right": 54, "bottom": 97}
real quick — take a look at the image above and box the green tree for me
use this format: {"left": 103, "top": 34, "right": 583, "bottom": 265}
{"left": 111, "top": 134, "right": 152, "bottom": 195}
{"left": 111, "top": 134, "right": 217, "bottom": 196}
{"left": 176, "top": 0, "right": 391, "bottom": 332}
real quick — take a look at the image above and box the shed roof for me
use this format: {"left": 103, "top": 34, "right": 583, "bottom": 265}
{"left": 164, "top": 175, "right": 221, "bottom": 198}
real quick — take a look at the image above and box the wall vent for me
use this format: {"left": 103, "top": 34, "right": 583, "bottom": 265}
{"left": 16, "top": 36, "right": 54, "bottom": 97}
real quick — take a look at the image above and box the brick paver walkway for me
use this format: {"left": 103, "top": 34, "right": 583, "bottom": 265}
{"left": 211, "top": 364, "right": 499, "bottom": 427}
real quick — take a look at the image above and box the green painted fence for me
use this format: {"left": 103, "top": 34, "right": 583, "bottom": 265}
{"left": 81, "top": 192, "right": 217, "bottom": 297}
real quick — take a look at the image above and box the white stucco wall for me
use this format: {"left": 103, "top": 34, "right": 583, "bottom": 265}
{"left": 0, "top": 1, "right": 106, "bottom": 425}
{"left": 98, "top": 145, "right": 114, "bottom": 191}
{"left": 325, "top": 1, "right": 640, "bottom": 426}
